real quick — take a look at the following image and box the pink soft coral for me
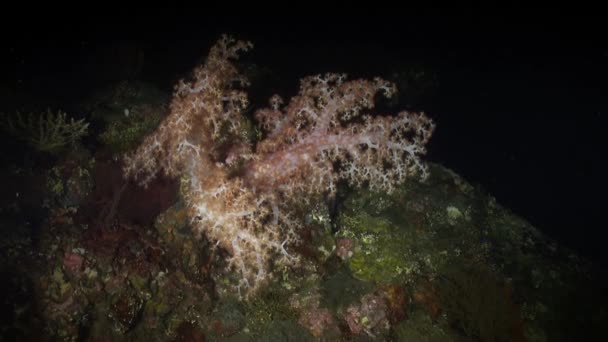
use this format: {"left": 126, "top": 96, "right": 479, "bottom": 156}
{"left": 123, "top": 34, "right": 434, "bottom": 298}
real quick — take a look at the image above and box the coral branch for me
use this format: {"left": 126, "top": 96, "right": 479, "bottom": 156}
{"left": 245, "top": 73, "right": 435, "bottom": 196}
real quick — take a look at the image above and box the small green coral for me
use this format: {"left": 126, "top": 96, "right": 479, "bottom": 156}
{"left": 0, "top": 108, "right": 89, "bottom": 153}
{"left": 99, "top": 106, "right": 163, "bottom": 155}
{"left": 44, "top": 157, "right": 95, "bottom": 209}
{"left": 338, "top": 209, "right": 421, "bottom": 284}
{"left": 84, "top": 80, "right": 168, "bottom": 156}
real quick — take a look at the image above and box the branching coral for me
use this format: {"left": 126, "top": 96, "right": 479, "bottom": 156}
{"left": 1, "top": 108, "right": 89, "bottom": 153}
{"left": 123, "top": 34, "right": 435, "bottom": 298}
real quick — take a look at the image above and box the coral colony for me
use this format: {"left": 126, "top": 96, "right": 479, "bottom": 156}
{"left": 123, "top": 35, "right": 435, "bottom": 297}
